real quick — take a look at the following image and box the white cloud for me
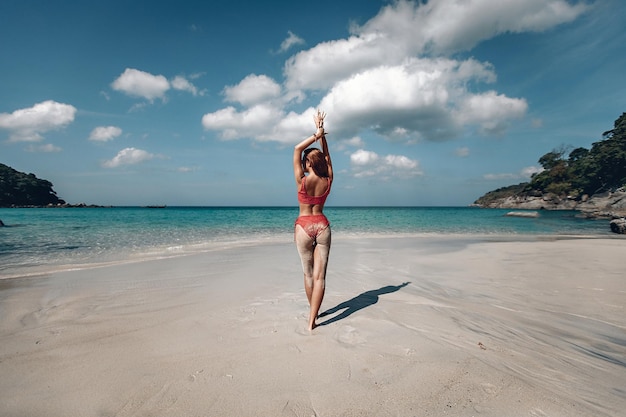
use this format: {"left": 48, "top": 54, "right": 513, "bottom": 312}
{"left": 89, "top": 126, "right": 122, "bottom": 142}
{"left": 521, "top": 165, "right": 544, "bottom": 178}
{"left": 0, "top": 100, "right": 76, "bottom": 142}
{"left": 483, "top": 172, "right": 519, "bottom": 181}
{"left": 284, "top": 35, "right": 384, "bottom": 92}
{"left": 339, "top": 136, "right": 365, "bottom": 150}
{"left": 111, "top": 68, "right": 170, "bottom": 101}
{"left": 201, "top": 0, "right": 588, "bottom": 144}
{"left": 188, "top": 72, "right": 205, "bottom": 80}
{"left": 484, "top": 165, "right": 544, "bottom": 180}
{"left": 350, "top": 149, "right": 379, "bottom": 166}
{"left": 129, "top": 102, "right": 149, "bottom": 113}
{"left": 284, "top": 0, "right": 586, "bottom": 90}
{"left": 384, "top": 154, "right": 418, "bottom": 170}
{"left": 102, "top": 147, "right": 156, "bottom": 168}
{"left": 318, "top": 57, "right": 503, "bottom": 140}
{"left": 223, "top": 74, "right": 281, "bottom": 106}
{"left": 111, "top": 69, "right": 203, "bottom": 103}
{"left": 456, "top": 90, "right": 527, "bottom": 135}
{"left": 360, "top": 0, "right": 588, "bottom": 55}
{"left": 171, "top": 75, "right": 201, "bottom": 96}
{"left": 279, "top": 31, "right": 305, "bottom": 53}
{"left": 350, "top": 149, "right": 422, "bottom": 179}
{"left": 202, "top": 104, "right": 287, "bottom": 142}
{"left": 26, "top": 143, "right": 62, "bottom": 153}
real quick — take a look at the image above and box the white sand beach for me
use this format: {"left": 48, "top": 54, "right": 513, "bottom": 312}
{"left": 1, "top": 236, "right": 625, "bottom": 417}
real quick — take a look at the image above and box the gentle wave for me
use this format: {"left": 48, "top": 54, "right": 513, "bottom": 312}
{"left": 0, "top": 206, "right": 614, "bottom": 278}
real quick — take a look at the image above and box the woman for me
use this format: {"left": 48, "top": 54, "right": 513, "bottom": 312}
{"left": 293, "top": 110, "right": 333, "bottom": 331}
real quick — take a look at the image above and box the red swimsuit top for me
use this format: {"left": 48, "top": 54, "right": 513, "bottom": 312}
{"left": 298, "top": 176, "right": 331, "bottom": 205}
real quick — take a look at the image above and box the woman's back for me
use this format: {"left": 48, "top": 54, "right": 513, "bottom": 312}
{"left": 298, "top": 175, "right": 331, "bottom": 215}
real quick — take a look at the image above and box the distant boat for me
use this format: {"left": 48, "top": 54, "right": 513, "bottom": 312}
{"left": 145, "top": 205, "right": 167, "bottom": 209}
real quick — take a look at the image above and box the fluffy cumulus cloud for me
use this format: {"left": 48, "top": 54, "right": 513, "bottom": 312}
{"left": 350, "top": 149, "right": 422, "bottom": 179}
{"left": 112, "top": 68, "right": 170, "bottom": 101}
{"left": 0, "top": 100, "right": 76, "bottom": 142}
{"left": 111, "top": 69, "right": 201, "bottom": 102}
{"left": 202, "top": 0, "right": 587, "bottom": 144}
{"left": 317, "top": 57, "right": 520, "bottom": 140}
{"left": 89, "top": 126, "right": 122, "bottom": 142}
{"left": 222, "top": 74, "right": 282, "bottom": 106}
{"left": 201, "top": 104, "right": 285, "bottom": 142}
{"left": 455, "top": 90, "right": 528, "bottom": 136}
{"left": 351, "top": 149, "right": 379, "bottom": 166}
{"left": 102, "top": 147, "right": 156, "bottom": 168}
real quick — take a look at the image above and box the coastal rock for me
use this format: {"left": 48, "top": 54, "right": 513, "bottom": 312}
{"left": 577, "top": 190, "right": 626, "bottom": 210}
{"left": 479, "top": 190, "right": 626, "bottom": 216}
{"left": 577, "top": 190, "right": 626, "bottom": 219}
{"left": 609, "top": 218, "right": 626, "bottom": 234}
{"left": 479, "top": 194, "right": 578, "bottom": 210}
{"left": 476, "top": 189, "right": 626, "bottom": 231}
{"left": 506, "top": 211, "right": 540, "bottom": 218}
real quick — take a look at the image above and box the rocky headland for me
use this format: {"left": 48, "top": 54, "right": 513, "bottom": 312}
{"left": 474, "top": 189, "right": 626, "bottom": 234}
{"left": 475, "top": 190, "right": 625, "bottom": 215}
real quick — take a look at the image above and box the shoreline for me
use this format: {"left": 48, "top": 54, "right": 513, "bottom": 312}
{"left": 2, "top": 232, "right": 621, "bottom": 281}
{"left": 1, "top": 236, "right": 624, "bottom": 416}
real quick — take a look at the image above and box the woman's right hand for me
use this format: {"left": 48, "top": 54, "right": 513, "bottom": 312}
{"left": 314, "top": 110, "right": 326, "bottom": 129}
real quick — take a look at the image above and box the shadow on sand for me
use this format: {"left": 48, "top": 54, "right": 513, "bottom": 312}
{"left": 318, "top": 282, "right": 410, "bottom": 326}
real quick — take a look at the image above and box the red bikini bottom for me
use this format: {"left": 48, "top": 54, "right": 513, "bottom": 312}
{"left": 294, "top": 214, "right": 330, "bottom": 240}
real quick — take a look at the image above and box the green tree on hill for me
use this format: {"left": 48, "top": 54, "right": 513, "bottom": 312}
{"left": 528, "top": 112, "right": 626, "bottom": 198}
{"left": 475, "top": 112, "right": 626, "bottom": 205}
{"left": 0, "top": 163, "right": 65, "bottom": 207}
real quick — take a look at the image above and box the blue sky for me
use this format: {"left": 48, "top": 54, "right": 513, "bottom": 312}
{"left": 1, "top": 0, "right": 624, "bottom": 206}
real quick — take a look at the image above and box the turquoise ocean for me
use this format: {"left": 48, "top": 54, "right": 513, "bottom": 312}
{"left": 0, "top": 206, "right": 614, "bottom": 278}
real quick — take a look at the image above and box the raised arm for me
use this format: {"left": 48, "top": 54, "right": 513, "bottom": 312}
{"left": 293, "top": 111, "right": 326, "bottom": 184}
{"left": 319, "top": 133, "right": 333, "bottom": 182}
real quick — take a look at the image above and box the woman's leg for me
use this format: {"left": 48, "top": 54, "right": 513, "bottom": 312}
{"left": 295, "top": 225, "right": 314, "bottom": 305}
{"left": 295, "top": 225, "right": 331, "bottom": 330}
{"left": 308, "top": 227, "right": 331, "bottom": 330}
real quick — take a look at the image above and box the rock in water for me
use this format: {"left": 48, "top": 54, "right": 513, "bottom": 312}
{"left": 609, "top": 218, "right": 626, "bottom": 234}
{"left": 505, "top": 211, "right": 540, "bottom": 218}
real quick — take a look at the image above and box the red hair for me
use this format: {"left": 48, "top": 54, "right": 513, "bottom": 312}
{"left": 302, "top": 148, "right": 329, "bottom": 178}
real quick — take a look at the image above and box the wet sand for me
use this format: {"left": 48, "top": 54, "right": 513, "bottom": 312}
{"left": 1, "top": 236, "right": 624, "bottom": 416}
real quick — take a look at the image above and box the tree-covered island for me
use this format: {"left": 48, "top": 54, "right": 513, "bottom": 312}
{"left": 474, "top": 112, "right": 626, "bottom": 220}
{"left": 0, "top": 163, "right": 67, "bottom": 207}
